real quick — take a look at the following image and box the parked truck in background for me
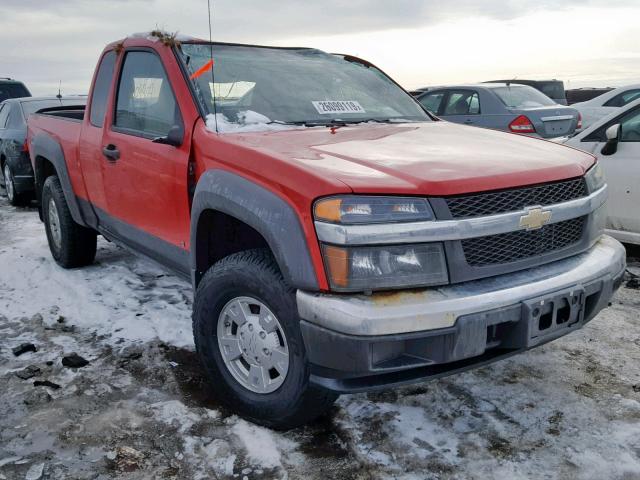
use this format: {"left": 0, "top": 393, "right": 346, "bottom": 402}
{"left": 27, "top": 31, "right": 626, "bottom": 429}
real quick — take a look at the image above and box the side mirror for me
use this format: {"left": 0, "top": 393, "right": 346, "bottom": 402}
{"left": 152, "top": 125, "right": 183, "bottom": 147}
{"left": 601, "top": 123, "right": 620, "bottom": 156}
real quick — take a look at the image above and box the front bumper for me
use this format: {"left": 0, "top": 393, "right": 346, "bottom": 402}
{"left": 297, "top": 235, "right": 626, "bottom": 393}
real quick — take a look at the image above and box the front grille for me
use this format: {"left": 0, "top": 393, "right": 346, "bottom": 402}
{"left": 446, "top": 178, "right": 587, "bottom": 218}
{"left": 462, "top": 217, "right": 586, "bottom": 267}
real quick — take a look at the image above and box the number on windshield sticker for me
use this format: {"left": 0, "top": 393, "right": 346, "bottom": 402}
{"left": 312, "top": 101, "right": 365, "bottom": 115}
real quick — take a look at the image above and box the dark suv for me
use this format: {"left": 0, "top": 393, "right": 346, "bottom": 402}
{"left": 0, "top": 78, "right": 31, "bottom": 103}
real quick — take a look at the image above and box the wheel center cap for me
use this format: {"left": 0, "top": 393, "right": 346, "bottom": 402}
{"left": 238, "top": 319, "right": 271, "bottom": 365}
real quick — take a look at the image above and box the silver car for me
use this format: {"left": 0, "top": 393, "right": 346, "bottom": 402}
{"left": 414, "top": 83, "right": 581, "bottom": 139}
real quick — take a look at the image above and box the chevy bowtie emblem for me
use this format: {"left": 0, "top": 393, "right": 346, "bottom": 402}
{"left": 519, "top": 207, "right": 552, "bottom": 230}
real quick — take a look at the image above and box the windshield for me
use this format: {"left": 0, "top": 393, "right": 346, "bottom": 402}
{"left": 178, "top": 43, "right": 430, "bottom": 131}
{"left": 0, "top": 83, "right": 30, "bottom": 103}
{"left": 20, "top": 98, "right": 86, "bottom": 117}
{"left": 491, "top": 85, "right": 557, "bottom": 109}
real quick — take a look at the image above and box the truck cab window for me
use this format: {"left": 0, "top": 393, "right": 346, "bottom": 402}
{"left": 90, "top": 51, "right": 116, "bottom": 127}
{"left": 114, "top": 51, "right": 181, "bottom": 137}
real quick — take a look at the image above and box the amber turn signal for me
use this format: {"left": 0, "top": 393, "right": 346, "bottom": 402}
{"left": 322, "top": 245, "right": 349, "bottom": 288}
{"left": 314, "top": 198, "right": 343, "bottom": 223}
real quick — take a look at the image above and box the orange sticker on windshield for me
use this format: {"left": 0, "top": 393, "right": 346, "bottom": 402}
{"left": 190, "top": 59, "right": 214, "bottom": 80}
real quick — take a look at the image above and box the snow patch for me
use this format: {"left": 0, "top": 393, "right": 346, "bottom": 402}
{"left": 205, "top": 112, "right": 300, "bottom": 134}
{"left": 128, "top": 31, "right": 196, "bottom": 42}
{"left": 150, "top": 400, "right": 201, "bottom": 434}
{"left": 231, "top": 419, "right": 283, "bottom": 469}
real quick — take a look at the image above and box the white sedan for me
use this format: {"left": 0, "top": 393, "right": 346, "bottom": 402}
{"left": 566, "top": 98, "right": 640, "bottom": 245}
{"left": 573, "top": 83, "right": 640, "bottom": 131}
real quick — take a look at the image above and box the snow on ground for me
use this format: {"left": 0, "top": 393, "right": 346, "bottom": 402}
{"left": 1, "top": 195, "right": 640, "bottom": 479}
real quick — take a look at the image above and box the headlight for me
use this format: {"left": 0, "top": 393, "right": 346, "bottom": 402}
{"left": 585, "top": 162, "right": 605, "bottom": 192}
{"left": 322, "top": 243, "right": 448, "bottom": 292}
{"left": 314, "top": 196, "right": 433, "bottom": 224}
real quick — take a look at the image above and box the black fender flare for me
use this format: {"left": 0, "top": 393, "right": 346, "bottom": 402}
{"left": 30, "top": 131, "right": 95, "bottom": 227}
{"left": 190, "top": 170, "right": 319, "bottom": 291}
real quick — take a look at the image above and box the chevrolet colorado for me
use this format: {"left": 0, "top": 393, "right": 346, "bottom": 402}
{"left": 27, "top": 32, "right": 626, "bottom": 429}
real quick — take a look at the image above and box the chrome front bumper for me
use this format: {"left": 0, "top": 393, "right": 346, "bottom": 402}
{"left": 297, "top": 235, "right": 626, "bottom": 336}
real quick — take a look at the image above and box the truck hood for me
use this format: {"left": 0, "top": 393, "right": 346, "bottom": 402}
{"left": 222, "top": 121, "right": 595, "bottom": 196}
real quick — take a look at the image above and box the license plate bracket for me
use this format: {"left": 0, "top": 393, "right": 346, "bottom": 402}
{"left": 523, "top": 287, "right": 585, "bottom": 346}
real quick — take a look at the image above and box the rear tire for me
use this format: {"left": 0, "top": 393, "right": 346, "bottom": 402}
{"left": 3, "top": 163, "right": 29, "bottom": 207}
{"left": 193, "top": 249, "right": 338, "bottom": 430}
{"left": 42, "top": 175, "right": 97, "bottom": 268}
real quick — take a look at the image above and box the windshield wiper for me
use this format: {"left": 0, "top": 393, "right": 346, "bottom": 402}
{"left": 268, "top": 118, "right": 413, "bottom": 128}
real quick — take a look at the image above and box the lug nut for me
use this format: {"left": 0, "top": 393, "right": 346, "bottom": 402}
{"left": 263, "top": 348, "right": 270, "bottom": 356}
{"left": 248, "top": 324, "right": 254, "bottom": 332}
{"left": 259, "top": 331, "right": 266, "bottom": 339}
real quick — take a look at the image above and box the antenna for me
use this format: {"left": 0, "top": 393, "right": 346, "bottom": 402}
{"left": 56, "top": 80, "right": 62, "bottom": 99}
{"left": 207, "top": 0, "right": 219, "bottom": 133}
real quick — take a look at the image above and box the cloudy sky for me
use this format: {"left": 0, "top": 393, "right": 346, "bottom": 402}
{"left": 2, "top": 0, "right": 640, "bottom": 96}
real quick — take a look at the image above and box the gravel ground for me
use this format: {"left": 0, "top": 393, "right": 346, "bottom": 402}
{"left": 1, "top": 196, "right": 639, "bottom": 480}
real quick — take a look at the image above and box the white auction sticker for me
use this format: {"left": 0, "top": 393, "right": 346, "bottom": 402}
{"left": 312, "top": 100, "right": 365, "bottom": 115}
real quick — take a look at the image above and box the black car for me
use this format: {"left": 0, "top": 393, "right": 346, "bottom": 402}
{"left": 0, "top": 78, "right": 31, "bottom": 102}
{"left": 565, "top": 87, "right": 614, "bottom": 105}
{"left": 483, "top": 79, "right": 567, "bottom": 105}
{"left": 0, "top": 96, "right": 86, "bottom": 205}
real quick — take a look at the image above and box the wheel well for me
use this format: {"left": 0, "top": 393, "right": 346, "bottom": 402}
{"left": 194, "top": 210, "right": 273, "bottom": 286}
{"left": 34, "top": 156, "right": 57, "bottom": 216}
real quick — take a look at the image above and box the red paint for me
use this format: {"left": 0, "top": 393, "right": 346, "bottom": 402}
{"left": 27, "top": 37, "right": 596, "bottom": 292}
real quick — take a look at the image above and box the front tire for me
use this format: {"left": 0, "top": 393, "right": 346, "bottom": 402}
{"left": 193, "top": 249, "right": 338, "bottom": 430}
{"left": 42, "top": 175, "right": 97, "bottom": 268}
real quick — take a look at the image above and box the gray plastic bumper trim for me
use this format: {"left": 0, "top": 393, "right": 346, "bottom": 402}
{"left": 296, "top": 235, "right": 625, "bottom": 336}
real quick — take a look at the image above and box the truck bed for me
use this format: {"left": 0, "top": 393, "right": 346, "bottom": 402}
{"left": 35, "top": 104, "right": 85, "bottom": 122}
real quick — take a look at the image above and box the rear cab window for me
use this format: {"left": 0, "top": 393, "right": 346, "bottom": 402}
{"left": 90, "top": 51, "right": 116, "bottom": 127}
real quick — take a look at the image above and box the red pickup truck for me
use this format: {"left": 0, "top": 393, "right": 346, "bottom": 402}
{"left": 28, "top": 32, "right": 626, "bottom": 429}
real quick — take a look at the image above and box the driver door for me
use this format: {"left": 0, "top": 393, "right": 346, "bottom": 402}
{"left": 100, "top": 49, "right": 191, "bottom": 270}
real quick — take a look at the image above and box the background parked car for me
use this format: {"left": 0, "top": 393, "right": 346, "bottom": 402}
{"left": 565, "top": 87, "right": 613, "bottom": 105}
{"left": 414, "top": 83, "right": 580, "bottom": 138}
{"left": 0, "top": 96, "right": 86, "bottom": 205}
{"left": 571, "top": 83, "right": 640, "bottom": 131}
{"left": 484, "top": 79, "right": 567, "bottom": 105}
{"left": 565, "top": 98, "right": 640, "bottom": 245}
{"left": 0, "top": 78, "right": 31, "bottom": 102}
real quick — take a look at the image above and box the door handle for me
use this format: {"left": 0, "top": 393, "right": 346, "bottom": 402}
{"left": 102, "top": 144, "right": 120, "bottom": 161}
{"left": 464, "top": 119, "right": 474, "bottom": 124}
